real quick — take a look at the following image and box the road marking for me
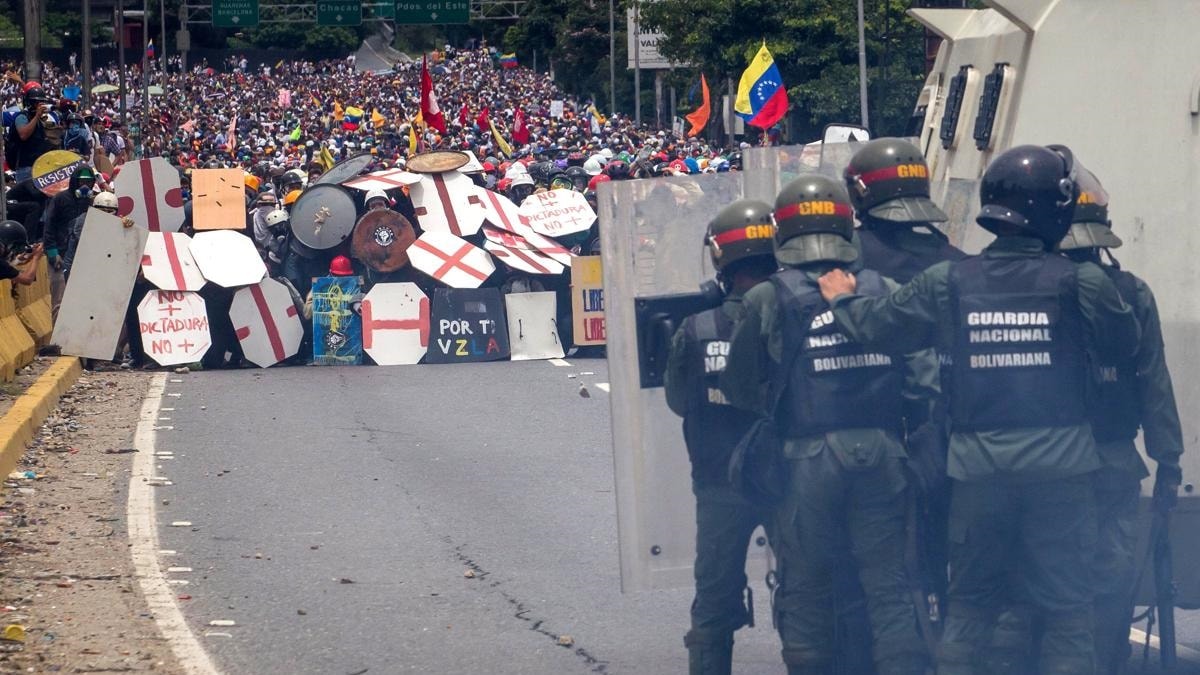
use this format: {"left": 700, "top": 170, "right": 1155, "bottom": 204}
{"left": 595, "top": 382, "right": 610, "bottom": 393}
{"left": 548, "top": 358, "right": 571, "bottom": 367}
{"left": 1128, "top": 627, "right": 1200, "bottom": 662}
{"left": 128, "top": 372, "right": 222, "bottom": 675}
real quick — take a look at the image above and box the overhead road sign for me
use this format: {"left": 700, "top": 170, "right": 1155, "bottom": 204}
{"left": 212, "top": 0, "right": 259, "bottom": 27}
{"left": 317, "top": 0, "right": 362, "bottom": 25}
{"left": 396, "top": 0, "right": 469, "bottom": 24}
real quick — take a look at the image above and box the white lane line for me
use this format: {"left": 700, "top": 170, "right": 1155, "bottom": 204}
{"left": 1128, "top": 627, "right": 1200, "bottom": 662}
{"left": 128, "top": 372, "right": 222, "bottom": 675}
{"left": 548, "top": 358, "right": 571, "bottom": 367}
{"left": 595, "top": 382, "right": 610, "bottom": 393}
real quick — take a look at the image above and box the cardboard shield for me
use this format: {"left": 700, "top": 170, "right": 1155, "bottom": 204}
{"left": 314, "top": 153, "right": 374, "bottom": 185}
{"left": 31, "top": 150, "right": 85, "bottom": 196}
{"left": 484, "top": 240, "right": 565, "bottom": 276}
{"left": 190, "top": 230, "right": 267, "bottom": 288}
{"left": 136, "top": 290, "right": 211, "bottom": 366}
{"left": 291, "top": 184, "right": 358, "bottom": 250}
{"left": 424, "top": 288, "right": 510, "bottom": 364}
{"left": 230, "top": 278, "right": 303, "bottom": 368}
{"left": 141, "top": 231, "right": 206, "bottom": 291}
{"left": 407, "top": 151, "right": 470, "bottom": 174}
{"left": 505, "top": 291, "right": 565, "bottom": 361}
{"left": 351, "top": 210, "right": 416, "bottom": 272}
{"left": 409, "top": 231, "right": 495, "bottom": 289}
{"left": 113, "top": 157, "right": 186, "bottom": 232}
{"left": 474, "top": 188, "right": 526, "bottom": 233}
{"left": 362, "top": 282, "right": 430, "bottom": 366}
{"left": 571, "top": 256, "right": 606, "bottom": 346}
{"left": 410, "top": 171, "right": 485, "bottom": 237}
{"left": 519, "top": 188, "right": 596, "bottom": 238}
{"left": 52, "top": 209, "right": 150, "bottom": 359}
{"left": 191, "top": 168, "right": 247, "bottom": 230}
{"left": 311, "top": 275, "right": 363, "bottom": 365}
{"left": 343, "top": 168, "right": 422, "bottom": 192}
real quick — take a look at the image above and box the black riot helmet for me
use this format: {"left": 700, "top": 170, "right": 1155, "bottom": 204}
{"left": 843, "top": 137, "right": 946, "bottom": 224}
{"left": 706, "top": 199, "right": 777, "bottom": 272}
{"left": 1057, "top": 166, "right": 1121, "bottom": 251}
{"left": 773, "top": 175, "right": 858, "bottom": 266}
{"left": 563, "top": 166, "right": 590, "bottom": 192}
{"left": 0, "top": 220, "right": 30, "bottom": 258}
{"left": 605, "top": 160, "right": 630, "bottom": 180}
{"left": 977, "top": 144, "right": 1079, "bottom": 248}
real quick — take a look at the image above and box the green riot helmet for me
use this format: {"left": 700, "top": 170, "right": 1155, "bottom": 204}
{"left": 705, "top": 199, "right": 777, "bottom": 272}
{"left": 843, "top": 137, "right": 947, "bottom": 223}
{"left": 1057, "top": 166, "right": 1121, "bottom": 251}
{"left": 773, "top": 174, "right": 858, "bottom": 266}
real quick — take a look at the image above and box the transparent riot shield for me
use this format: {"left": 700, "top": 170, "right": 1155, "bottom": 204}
{"left": 742, "top": 139, "right": 871, "bottom": 203}
{"left": 600, "top": 172, "right": 766, "bottom": 592}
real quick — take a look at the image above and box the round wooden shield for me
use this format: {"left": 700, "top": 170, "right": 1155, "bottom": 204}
{"left": 406, "top": 151, "right": 470, "bottom": 174}
{"left": 313, "top": 153, "right": 374, "bottom": 186}
{"left": 290, "top": 184, "right": 358, "bottom": 250}
{"left": 351, "top": 209, "right": 417, "bottom": 273}
{"left": 32, "top": 150, "right": 86, "bottom": 196}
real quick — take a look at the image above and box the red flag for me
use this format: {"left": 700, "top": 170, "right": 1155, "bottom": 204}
{"left": 420, "top": 56, "right": 447, "bottom": 134}
{"left": 685, "top": 74, "right": 711, "bottom": 138}
{"left": 458, "top": 102, "right": 469, "bottom": 127}
{"left": 512, "top": 109, "right": 529, "bottom": 145}
{"left": 475, "top": 106, "right": 490, "bottom": 131}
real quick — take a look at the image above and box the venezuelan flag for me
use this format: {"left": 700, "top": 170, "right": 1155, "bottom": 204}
{"left": 500, "top": 53, "right": 518, "bottom": 69}
{"left": 735, "top": 43, "right": 788, "bottom": 129}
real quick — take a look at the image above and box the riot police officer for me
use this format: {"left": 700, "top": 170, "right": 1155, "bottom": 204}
{"left": 1057, "top": 168, "right": 1183, "bottom": 674}
{"left": 721, "top": 176, "right": 928, "bottom": 675}
{"left": 664, "top": 199, "right": 778, "bottom": 675}
{"left": 816, "top": 145, "right": 1140, "bottom": 674}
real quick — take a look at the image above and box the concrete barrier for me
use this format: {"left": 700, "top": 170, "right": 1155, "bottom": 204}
{"left": 14, "top": 257, "right": 52, "bottom": 347}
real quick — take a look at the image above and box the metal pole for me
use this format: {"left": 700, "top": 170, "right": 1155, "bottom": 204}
{"left": 654, "top": 70, "right": 663, "bottom": 129}
{"left": 633, "top": 0, "right": 643, "bottom": 124}
{"left": 608, "top": 0, "right": 615, "bottom": 114}
{"left": 669, "top": 84, "right": 676, "bottom": 135}
{"left": 118, "top": 0, "right": 127, "bottom": 123}
{"left": 726, "top": 77, "right": 734, "bottom": 147}
{"left": 143, "top": 0, "right": 150, "bottom": 158}
{"left": 82, "top": 0, "right": 92, "bottom": 109}
{"left": 23, "top": 0, "right": 42, "bottom": 80}
{"left": 856, "top": 0, "right": 870, "bottom": 129}
{"left": 160, "top": 0, "right": 166, "bottom": 88}
{"left": 0, "top": 130, "right": 8, "bottom": 220}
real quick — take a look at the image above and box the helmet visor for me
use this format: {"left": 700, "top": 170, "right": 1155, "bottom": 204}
{"left": 866, "top": 196, "right": 947, "bottom": 223}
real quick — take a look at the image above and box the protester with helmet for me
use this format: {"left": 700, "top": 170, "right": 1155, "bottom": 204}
{"left": 364, "top": 189, "right": 391, "bottom": 211}
{"left": 605, "top": 160, "right": 630, "bottom": 180}
{"left": 1055, "top": 167, "right": 1183, "bottom": 674}
{"left": 664, "top": 200, "right": 778, "bottom": 675}
{"left": 563, "top": 166, "right": 590, "bottom": 192}
{"left": 815, "top": 145, "right": 1140, "bottom": 674}
{"left": 8, "top": 82, "right": 61, "bottom": 181}
{"left": 722, "top": 175, "right": 930, "bottom": 675}
{"left": 0, "top": 220, "right": 44, "bottom": 286}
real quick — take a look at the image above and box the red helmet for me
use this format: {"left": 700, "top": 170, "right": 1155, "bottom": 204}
{"left": 21, "top": 81, "right": 41, "bottom": 94}
{"left": 588, "top": 173, "right": 612, "bottom": 191}
{"left": 329, "top": 255, "right": 354, "bottom": 276}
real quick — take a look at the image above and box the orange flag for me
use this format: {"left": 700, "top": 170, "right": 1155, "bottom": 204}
{"left": 685, "top": 74, "right": 711, "bottom": 138}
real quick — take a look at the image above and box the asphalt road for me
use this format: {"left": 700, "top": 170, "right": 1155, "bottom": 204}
{"left": 151, "top": 358, "right": 784, "bottom": 675}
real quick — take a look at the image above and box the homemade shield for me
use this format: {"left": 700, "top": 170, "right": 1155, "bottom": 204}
{"left": 230, "top": 278, "right": 303, "bottom": 368}
{"left": 343, "top": 168, "right": 422, "bottom": 192}
{"left": 519, "top": 188, "right": 596, "bottom": 238}
{"left": 361, "top": 282, "right": 430, "bottom": 366}
{"left": 191, "top": 168, "right": 247, "bottom": 230}
{"left": 601, "top": 171, "right": 774, "bottom": 592}
{"left": 52, "top": 209, "right": 149, "bottom": 359}
{"left": 407, "top": 150, "right": 470, "bottom": 174}
{"left": 505, "top": 291, "right": 564, "bottom": 361}
{"left": 291, "top": 184, "right": 358, "bottom": 250}
{"left": 136, "top": 290, "right": 211, "bottom": 366}
{"left": 311, "top": 275, "right": 363, "bottom": 365}
{"left": 571, "top": 256, "right": 605, "bottom": 346}
{"left": 484, "top": 240, "right": 564, "bottom": 276}
{"left": 314, "top": 153, "right": 374, "bottom": 185}
{"left": 113, "top": 157, "right": 185, "bottom": 232}
{"left": 424, "top": 288, "right": 510, "bottom": 364}
{"left": 351, "top": 209, "right": 416, "bottom": 272}
{"left": 141, "top": 232, "right": 206, "bottom": 291}
{"left": 190, "top": 230, "right": 267, "bottom": 288}
{"left": 31, "top": 150, "right": 85, "bottom": 196}
{"left": 409, "top": 231, "right": 495, "bottom": 289}
{"left": 410, "top": 171, "right": 486, "bottom": 237}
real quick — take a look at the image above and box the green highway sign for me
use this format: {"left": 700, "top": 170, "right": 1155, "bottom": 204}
{"left": 212, "top": 0, "right": 259, "bottom": 27}
{"left": 317, "top": 0, "right": 363, "bottom": 26}
{"left": 396, "top": 0, "right": 469, "bottom": 24}
{"left": 370, "top": 0, "right": 396, "bottom": 19}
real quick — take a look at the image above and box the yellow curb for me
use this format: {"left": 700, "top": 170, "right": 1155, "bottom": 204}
{"left": 0, "top": 357, "right": 82, "bottom": 480}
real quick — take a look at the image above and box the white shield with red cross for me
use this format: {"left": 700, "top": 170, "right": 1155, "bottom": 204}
{"left": 361, "top": 282, "right": 430, "bottom": 366}
{"left": 136, "top": 290, "right": 211, "bottom": 367}
{"left": 114, "top": 157, "right": 186, "bottom": 232}
{"left": 343, "top": 168, "right": 423, "bottom": 192}
{"left": 410, "top": 170, "right": 485, "bottom": 237}
{"left": 408, "top": 231, "right": 496, "bottom": 289}
{"left": 141, "top": 232, "right": 206, "bottom": 292}
{"left": 518, "top": 188, "right": 596, "bottom": 239}
{"left": 190, "top": 230, "right": 268, "bottom": 288}
{"left": 483, "top": 240, "right": 565, "bottom": 276}
{"left": 475, "top": 188, "right": 526, "bottom": 234}
{"left": 481, "top": 224, "right": 573, "bottom": 267}
{"left": 229, "top": 278, "right": 303, "bottom": 368}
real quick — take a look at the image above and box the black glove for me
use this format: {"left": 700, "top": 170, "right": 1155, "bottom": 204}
{"left": 1153, "top": 464, "right": 1182, "bottom": 514}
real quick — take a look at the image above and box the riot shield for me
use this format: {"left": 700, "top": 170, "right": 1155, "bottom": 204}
{"left": 742, "top": 139, "right": 870, "bottom": 203}
{"left": 601, "top": 171, "right": 767, "bottom": 592}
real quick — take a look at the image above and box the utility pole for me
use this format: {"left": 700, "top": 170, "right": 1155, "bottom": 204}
{"left": 632, "top": 0, "right": 640, "bottom": 125}
{"left": 608, "top": 0, "right": 615, "bottom": 114}
{"left": 142, "top": 0, "right": 150, "bottom": 158}
{"left": 82, "top": 0, "right": 92, "bottom": 109}
{"left": 118, "top": 0, "right": 127, "bottom": 123}
{"left": 856, "top": 0, "right": 870, "bottom": 129}
{"left": 160, "top": 0, "right": 167, "bottom": 88}
{"left": 23, "top": 0, "right": 42, "bottom": 80}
